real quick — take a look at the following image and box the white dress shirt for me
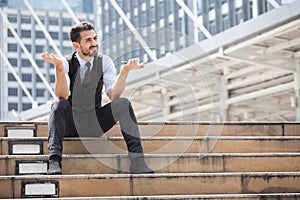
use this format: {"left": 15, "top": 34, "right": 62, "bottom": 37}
{"left": 60, "top": 52, "right": 117, "bottom": 95}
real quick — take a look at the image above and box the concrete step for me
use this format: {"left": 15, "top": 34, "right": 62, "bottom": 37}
{"left": 9, "top": 193, "right": 300, "bottom": 200}
{"left": 1, "top": 122, "right": 299, "bottom": 199}
{"left": 0, "top": 172, "right": 299, "bottom": 198}
{"left": 0, "top": 153, "right": 300, "bottom": 175}
{"left": 1, "top": 122, "right": 300, "bottom": 137}
{"left": 1, "top": 136, "right": 300, "bottom": 155}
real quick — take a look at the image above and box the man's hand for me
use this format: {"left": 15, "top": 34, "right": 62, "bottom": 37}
{"left": 41, "top": 52, "right": 69, "bottom": 99}
{"left": 122, "top": 58, "right": 146, "bottom": 74}
{"left": 41, "top": 52, "right": 64, "bottom": 72}
{"left": 108, "top": 58, "right": 146, "bottom": 100}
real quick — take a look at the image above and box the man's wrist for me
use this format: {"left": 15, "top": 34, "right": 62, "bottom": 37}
{"left": 120, "top": 66, "right": 130, "bottom": 75}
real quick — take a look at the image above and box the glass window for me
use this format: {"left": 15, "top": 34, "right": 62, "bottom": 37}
{"left": 7, "top": 14, "right": 17, "bottom": 23}
{"left": 22, "top": 74, "right": 32, "bottom": 82}
{"left": 21, "top": 30, "right": 31, "bottom": 38}
{"left": 159, "top": 18, "right": 164, "bottom": 27}
{"left": 8, "top": 58, "right": 17, "bottom": 66}
{"left": 178, "top": 9, "right": 184, "bottom": 18}
{"left": 134, "top": 7, "right": 138, "bottom": 16}
{"left": 7, "top": 29, "right": 15, "bottom": 37}
{"left": 63, "top": 19, "right": 72, "bottom": 26}
{"left": 112, "top": 21, "right": 116, "bottom": 29}
{"left": 105, "top": 25, "right": 109, "bottom": 33}
{"left": 36, "top": 59, "right": 44, "bottom": 68}
{"left": 49, "top": 18, "right": 59, "bottom": 25}
{"left": 150, "top": 0, "right": 155, "bottom": 6}
{"left": 210, "top": 21, "right": 217, "bottom": 35}
{"left": 8, "top": 88, "right": 18, "bottom": 96}
{"left": 236, "top": 8, "right": 243, "bottom": 24}
{"left": 21, "top": 16, "right": 31, "bottom": 24}
{"left": 168, "top": 13, "right": 174, "bottom": 24}
{"left": 222, "top": 14, "right": 230, "bottom": 30}
{"left": 48, "top": 46, "right": 54, "bottom": 52}
{"left": 36, "top": 89, "right": 44, "bottom": 97}
{"left": 8, "top": 43, "right": 18, "bottom": 52}
{"left": 50, "top": 32, "right": 59, "bottom": 40}
{"left": 22, "top": 103, "right": 32, "bottom": 111}
{"left": 25, "top": 44, "right": 31, "bottom": 52}
{"left": 8, "top": 73, "right": 16, "bottom": 81}
{"left": 35, "top": 31, "right": 45, "bottom": 39}
{"left": 22, "top": 89, "right": 32, "bottom": 97}
{"left": 36, "top": 75, "right": 42, "bottom": 82}
{"left": 119, "top": 18, "right": 123, "bottom": 25}
{"left": 50, "top": 75, "right": 55, "bottom": 82}
{"left": 63, "top": 32, "right": 69, "bottom": 40}
{"left": 22, "top": 59, "right": 31, "bottom": 67}
{"left": 63, "top": 47, "right": 73, "bottom": 55}
{"left": 209, "top": 0, "right": 215, "bottom": 9}
{"left": 8, "top": 103, "right": 18, "bottom": 111}
{"left": 36, "top": 45, "right": 44, "bottom": 53}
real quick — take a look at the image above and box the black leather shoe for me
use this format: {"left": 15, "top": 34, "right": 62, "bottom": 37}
{"left": 130, "top": 157, "right": 154, "bottom": 174}
{"left": 47, "top": 157, "right": 62, "bottom": 175}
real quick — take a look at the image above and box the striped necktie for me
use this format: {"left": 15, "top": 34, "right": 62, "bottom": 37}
{"left": 82, "top": 62, "right": 91, "bottom": 87}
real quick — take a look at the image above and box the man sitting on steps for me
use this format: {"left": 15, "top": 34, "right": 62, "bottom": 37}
{"left": 41, "top": 21, "right": 153, "bottom": 174}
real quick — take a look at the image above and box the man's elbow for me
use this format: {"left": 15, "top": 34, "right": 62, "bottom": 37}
{"left": 55, "top": 91, "right": 69, "bottom": 100}
{"left": 107, "top": 90, "right": 120, "bottom": 101}
{"left": 61, "top": 94, "right": 69, "bottom": 100}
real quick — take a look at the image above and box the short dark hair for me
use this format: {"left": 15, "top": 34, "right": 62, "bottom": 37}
{"left": 69, "top": 21, "right": 95, "bottom": 43}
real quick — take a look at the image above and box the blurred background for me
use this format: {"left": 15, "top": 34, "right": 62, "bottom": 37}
{"left": 0, "top": 0, "right": 299, "bottom": 122}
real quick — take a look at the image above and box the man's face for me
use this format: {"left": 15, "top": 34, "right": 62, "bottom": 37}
{"left": 77, "top": 29, "right": 98, "bottom": 57}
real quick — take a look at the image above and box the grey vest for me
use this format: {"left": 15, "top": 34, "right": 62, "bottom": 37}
{"left": 66, "top": 52, "right": 103, "bottom": 112}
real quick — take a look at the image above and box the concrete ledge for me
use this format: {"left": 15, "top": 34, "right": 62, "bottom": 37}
{"left": 1, "top": 122, "right": 300, "bottom": 137}
{"left": 1, "top": 153, "right": 299, "bottom": 175}
{"left": 9, "top": 193, "right": 300, "bottom": 200}
{"left": 1, "top": 136, "right": 300, "bottom": 155}
{"left": 1, "top": 172, "right": 300, "bottom": 198}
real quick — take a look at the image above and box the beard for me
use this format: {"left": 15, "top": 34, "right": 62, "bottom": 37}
{"left": 81, "top": 45, "right": 98, "bottom": 57}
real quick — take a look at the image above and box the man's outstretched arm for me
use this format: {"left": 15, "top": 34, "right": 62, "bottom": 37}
{"left": 108, "top": 59, "right": 146, "bottom": 100}
{"left": 41, "top": 52, "right": 69, "bottom": 100}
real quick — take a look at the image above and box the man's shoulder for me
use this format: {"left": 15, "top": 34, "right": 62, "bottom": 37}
{"left": 65, "top": 52, "right": 77, "bottom": 61}
{"left": 101, "top": 54, "right": 114, "bottom": 66}
{"left": 98, "top": 54, "right": 112, "bottom": 61}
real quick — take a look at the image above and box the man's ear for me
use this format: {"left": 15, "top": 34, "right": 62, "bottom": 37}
{"left": 72, "top": 42, "right": 79, "bottom": 49}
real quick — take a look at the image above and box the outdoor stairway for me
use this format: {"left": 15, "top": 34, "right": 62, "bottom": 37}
{"left": 0, "top": 122, "right": 300, "bottom": 199}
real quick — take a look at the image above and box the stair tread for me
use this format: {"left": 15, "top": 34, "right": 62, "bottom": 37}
{"left": 2, "top": 152, "right": 300, "bottom": 158}
{"left": 2, "top": 122, "right": 300, "bottom": 138}
{"left": 11, "top": 193, "right": 300, "bottom": 200}
{"left": 2, "top": 135, "right": 300, "bottom": 155}
{"left": 2, "top": 171, "right": 300, "bottom": 178}
{"left": 1, "top": 152, "right": 299, "bottom": 175}
{"left": 2, "top": 136, "right": 300, "bottom": 140}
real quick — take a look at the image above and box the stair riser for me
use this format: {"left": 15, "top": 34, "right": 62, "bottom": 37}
{"left": 1, "top": 139, "right": 300, "bottom": 155}
{"left": 0, "top": 123, "right": 47, "bottom": 137}
{"left": 1, "top": 173, "right": 299, "bottom": 198}
{"left": 15, "top": 195, "right": 300, "bottom": 200}
{"left": 1, "top": 155, "right": 299, "bottom": 175}
{"left": 1, "top": 123, "right": 299, "bottom": 137}
{"left": 13, "top": 195, "right": 300, "bottom": 200}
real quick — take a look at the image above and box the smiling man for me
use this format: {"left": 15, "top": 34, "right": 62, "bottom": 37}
{"left": 41, "top": 21, "right": 153, "bottom": 174}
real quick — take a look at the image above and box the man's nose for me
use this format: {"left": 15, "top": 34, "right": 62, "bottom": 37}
{"left": 92, "top": 39, "right": 98, "bottom": 45}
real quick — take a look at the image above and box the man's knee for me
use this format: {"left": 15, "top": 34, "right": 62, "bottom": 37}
{"left": 111, "top": 97, "right": 133, "bottom": 115}
{"left": 111, "top": 97, "right": 138, "bottom": 123}
{"left": 112, "top": 97, "right": 131, "bottom": 109}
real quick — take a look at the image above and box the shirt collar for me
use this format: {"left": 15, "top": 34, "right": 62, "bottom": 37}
{"left": 76, "top": 52, "right": 94, "bottom": 69}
